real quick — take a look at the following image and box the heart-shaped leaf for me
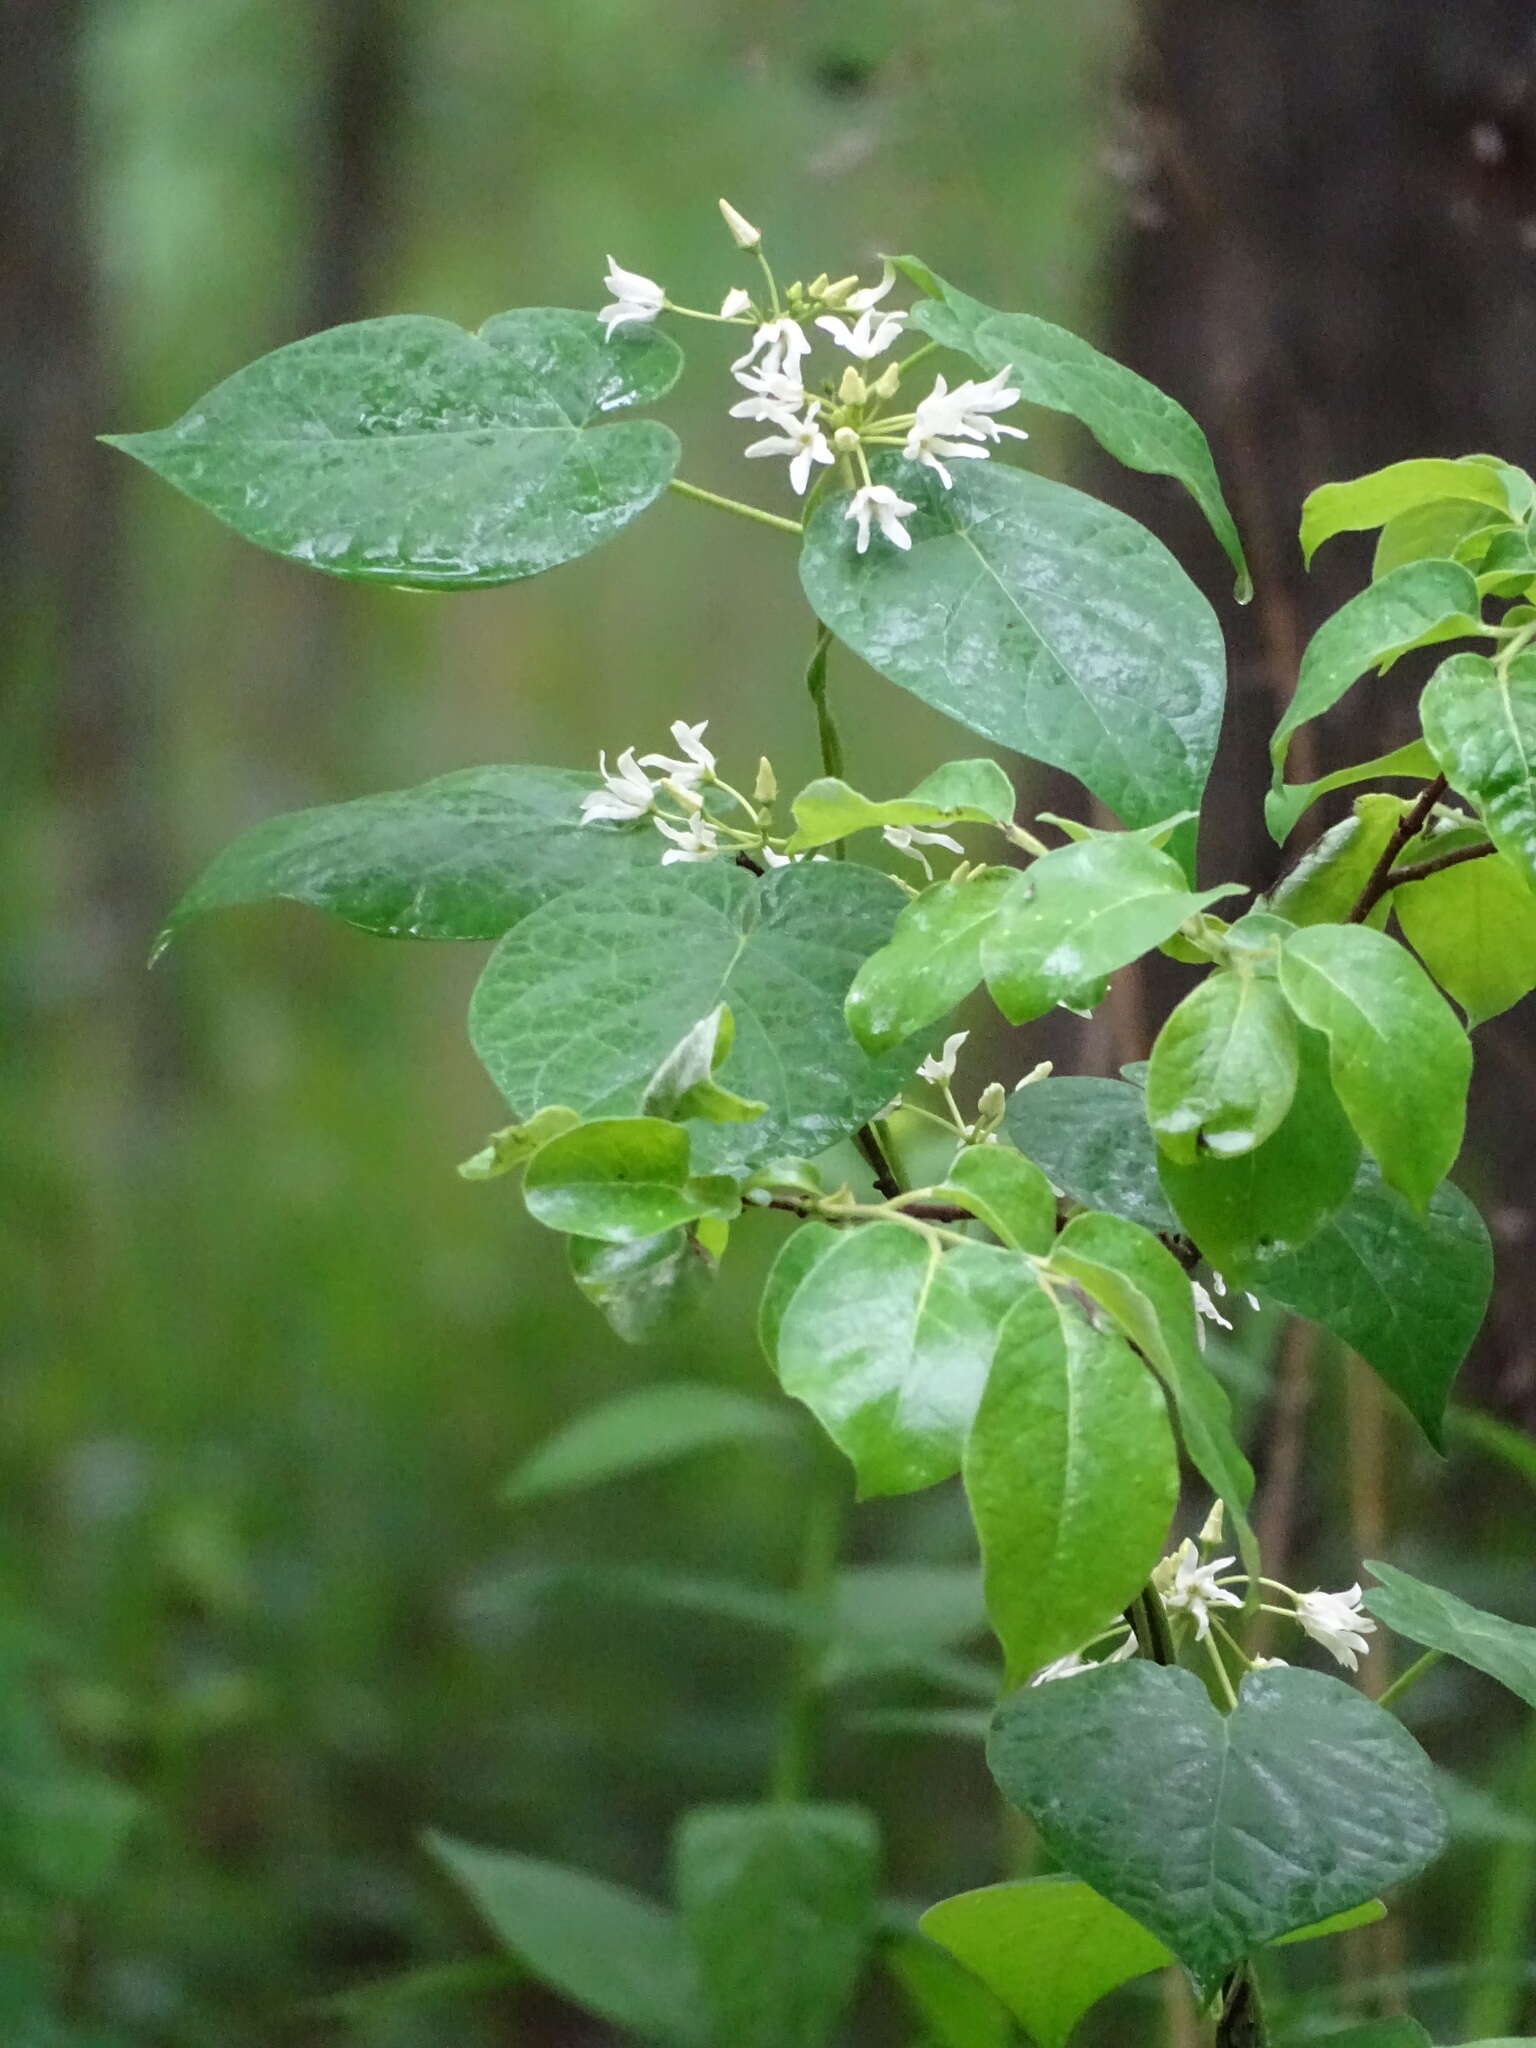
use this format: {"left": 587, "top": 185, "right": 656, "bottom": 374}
{"left": 1364, "top": 1560, "right": 1536, "bottom": 1708}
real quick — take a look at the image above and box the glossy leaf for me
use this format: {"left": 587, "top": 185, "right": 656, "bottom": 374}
{"left": 522, "top": 1118, "right": 735, "bottom": 1243}
{"left": 787, "top": 759, "right": 1015, "bottom": 852}
{"left": 964, "top": 1287, "right": 1177, "bottom": 1683}
{"left": 1005, "top": 1077, "right": 1176, "bottom": 1234}
{"left": 980, "top": 835, "right": 1242, "bottom": 1024}
{"left": 470, "top": 861, "right": 917, "bottom": 1175}
{"left": 1048, "top": 1210, "right": 1257, "bottom": 1575}
{"left": 503, "top": 1383, "right": 790, "bottom": 1504}
{"left": 1300, "top": 457, "right": 1512, "bottom": 565}
{"left": 800, "top": 454, "right": 1228, "bottom": 842}
{"left": 773, "top": 1228, "right": 1030, "bottom": 1497}
{"left": 1266, "top": 738, "right": 1437, "bottom": 844}
{"left": 1269, "top": 560, "right": 1482, "bottom": 780}
{"left": 568, "top": 1229, "right": 719, "bottom": 1344}
{"left": 896, "top": 258, "right": 1250, "bottom": 595}
{"left": 845, "top": 869, "right": 1016, "bottom": 1051}
{"left": 1374, "top": 497, "right": 1509, "bottom": 579}
{"left": 425, "top": 1832, "right": 706, "bottom": 2045}
{"left": 1147, "top": 968, "right": 1299, "bottom": 1162}
{"left": 673, "top": 1804, "right": 879, "bottom": 2048}
{"left": 156, "top": 766, "right": 664, "bottom": 955}
{"left": 1255, "top": 1164, "right": 1491, "bottom": 1446}
{"left": 106, "top": 309, "right": 682, "bottom": 587}
{"left": 1279, "top": 923, "right": 1470, "bottom": 1209}
{"left": 643, "top": 1006, "right": 766, "bottom": 1125}
{"left": 1268, "top": 794, "right": 1411, "bottom": 930}
{"left": 758, "top": 1223, "right": 840, "bottom": 1365}
{"left": 937, "top": 1145, "right": 1058, "bottom": 1254}
{"left": 458, "top": 1105, "right": 581, "bottom": 1181}
{"left": 986, "top": 1663, "right": 1446, "bottom": 2001}
{"left": 1421, "top": 649, "right": 1536, "bottom": 892}
{"left": 1363, "top": 1560, "right": 1536, "bottom": 1709}
{"left": 1395, "top": 833, "right": 1536, "bottom": 1025}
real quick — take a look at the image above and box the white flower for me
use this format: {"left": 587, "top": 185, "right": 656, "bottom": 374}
{"left": 847, "top": 483, "right": 917, "bottom": 555}
{"left": 599, "top": 257, "right": 665, "bottom": 338}
{"left": 939, "top": 366, "right": 1030, "bottom": 444}
{"left": 903, "top": 374, "right": 996, "bottom": 488}
{"left": 641, "top": 719, "right": 715, "bottom": 784}
{"left": 580, "top": 747, "right": 657, "bottom": 824}
{"left": 1295, "top": 1585, "right": 1376, "bottom": 1671}
{"left": 883, "top": 823, "right": 962, "bottom": 877}
{"left": 761, "top": 847, "right": 829, "bottom": 867}
{"left": 917, "top": 1030, "right": 968, "bottom": 1085}
{"left": 655, "top": 814, "right": 723, "bottom": 865}
{"left": 733, "top": 317, "right": 811, "bottom": 380}
{"left": 843, "top": 260, "right": 897, "bottom": 311}
{"left": 728, "top": 365, "right": 807, "bottom": 423}
{"left": 815, "top": 306, "right": 907, "bottom": 360}
{"left": 744, "top": 401, "right": 834, "bottom": 496}
{"left": 717, "top": 198, "right": 761, "bottom": 250}
{"left": 1028, "top": 1631, "right": 1135, "bottom": 1686}
{"left": 719, "top": 286, "right": 753, "bottom": 319}
{"left": 1192, "top": 1280, "right": 1233, "bottom": 1332}
{"left": 1250, "top": 1656, "right": 1289, "bottom": 1670}
{"left": 1158, "top": 1538, "right": 1242, "bottom": 1642}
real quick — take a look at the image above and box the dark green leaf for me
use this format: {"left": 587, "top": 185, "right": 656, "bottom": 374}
{"left": 986, "top": 1663, "right": 1446, "bottom": 2000}
{"left": 1005, "top": 1077, "right": 1176, "bottom": 1234}
{"left": 800, "top": 455, "right": 1228, "bottom": 841}
{"left": 1300, "top": 458, "right": 1512, "bottom": 566}
{"left": 1421, "top": 650, "right": 1536, "bottom": 893}
{"left": 845, "top": 869, "right": 1016, "bottom": 1051}
{"left": 1395, "top": 834, "right": 1536, "bottom": 1025}
{"left": 896, "top": 259, "right": 1249, "bottom": 596}
{"left": 523, "top": 1118, "right": 735, "bottom": 1243}
{"left": 503, "top": 1383, "right": 790, "bottom": 1504}
{"left": 673, "top": 1804, "right": 879, "bottom": 2048}
{"left": 937, "top": 1145, "right": 1058, "bottom": 1254}
{"left": 787, "top": 759, "right": 1015, "bottom": 853}
{"left": 106, "top": 309, "right": 681, "bottom": 587}
{"left": 1313, "top": 2025, "right": 1431, "bottom": 2048}
{"left": 1363, "top": 1560, "right": 1536, "bottom": 1709}
{"left": 1147, "top": 969, "right": 1299, "bottom": 1163}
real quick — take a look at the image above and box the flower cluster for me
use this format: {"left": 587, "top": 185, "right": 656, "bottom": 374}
{"left": 595, "top": 205, "right": 1031, "bottom": 553}
{"left": 579, "top": 720, "right": 732, "bottom": 864}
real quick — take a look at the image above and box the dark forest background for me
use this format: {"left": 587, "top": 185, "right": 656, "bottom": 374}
{"left": 3, "top": 3, "right": 1535, "bottom": 2042}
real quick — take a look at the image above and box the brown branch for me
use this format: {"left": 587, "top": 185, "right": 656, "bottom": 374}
{"left": 853, "top": 1125, "right": 903, "bottom": 1202}
{"left": 1347, "top": 776, "right": 1446, "bottom": 923}
{"left": 761, "top": 1189, "right": 974, "bottom": 1226}
{"left": 1381, "top": 838, "right": 1497, "bottom": 891}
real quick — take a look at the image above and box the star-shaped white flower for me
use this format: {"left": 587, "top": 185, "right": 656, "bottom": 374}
{"left": 883, "top": 823, "right": 961, "bottom": 876}
{"left": 744, "top": 401, "right": 834, "bottom": 496}
{"left": 1294, "top": 1585, "right": 1376, "bottom": 1671}
{"left": 733, "top": 317, "right": 812, "bottom": 381}
{"left": 843, "top": 260, "right": 897, "bottom": 311}
{"left": 580, "top": 747, "right": 657, "bottom": 824}
{"left": 917, "top": 1030, "right": 968, "bottom": 1085}
{"left": 655, "top": 814, "right": 723, "bottom": 865}
{"left": 903, "top": 374, "right": 998, "bottom": 488}
{"left": 815, "top": 306, "right": 907, "bottom": 360}
{"left": 720, "top": 286, "right": 753, "bottom": 319}
{"left": 938, "top": 366, "right": 1030, "bottom": 444}
{"left": 847, "top": 483, "right": 917, "bottom": 554}
{"left": 1028, "top": 1631, "right": 1135, "bottom": 1686}
{"left": 728, "top": 365, "right": 808, "bottom": 422}
{"left": 1158, "top": 1538, "right": 1242, "bottom": 1641}
{"left": 641, "top": 719, "right": 716, "bottom": 785}
{"left": 599, "top": 257, "right": 665, "bottom": 339}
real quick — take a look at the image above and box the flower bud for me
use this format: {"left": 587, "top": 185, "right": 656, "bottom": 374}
{"left": 807, "top": 273, "right": 830, "bottom": 298}
{"left": 975, "top": 1081, "right": 1007, "bottom": 1131}
{"left": 719, "top": 287, "right": 752, "bottom": 319}
{"left": 753, "top": 756, "right": 778, "bottom": 804}
{"left": 871, "top": 361, "right": 902, "bottom": 399}
{"left": 1197, "top": 1499, "right": 1226, "bottom": 1550}
{"left": 832, "top": 425, "right": 861, "bottom": 453}
{"left": 718, "top": 197, "right": 762, "bottom": 250}
{"left": 817, "top": 273, "right": 862, "bottom": 308}
{"left": 837, "top": 365, "right": 868, "bottom": 405}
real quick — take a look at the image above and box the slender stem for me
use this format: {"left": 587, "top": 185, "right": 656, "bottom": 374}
{"left": 805, "top": 624, "right": 844, "bottom": 778}
{"left": 1125, "top": 1587, "right": 1176, "bottom": 1666}
{"left": 668, "top": 476, "right": 802, "bottom": 535}
{"left": 1376, "top": 1649, "right": 1443, "bottom": 1711}
{"left": 1203, "top": 1632, "right": 1239, "bottom": 1710}
{"left": 896, "top": 339, "right": 940, "bottom": 380}
{"left": 852, "top": 1125, "right": 903, "bottom": 1201}
{"left": 1347, "top": 775, "right": 1447, "bottom": 923}
{"left": 1382, "top": 839, "right": 1498, "bottom": 890}
{"left": 770, "top": 1478, "right": 841, "bottom": 1803}
{"left": 1462, "top": 1712, "right": 1536, "bottom": 2038}
{"left": 752, "top": 247, "right": 782, "bottom": 317}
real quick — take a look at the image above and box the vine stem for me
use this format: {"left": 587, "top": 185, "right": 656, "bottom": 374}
{"left": 1376, "top": 1649, "right": 1442, "bottom": 1710}
{"left": 668, "top": 476, "right": 803, "bottom": 535}
{"left": 769, "top": 1477, "right": 841, "bottom": 1804}
{"left": 805, "top": 623, "right": 844, "bottom": 782}
{"left": 1379, "top": 839, "right": 1497, "bottom": 890}
{"left": 1346, "top": 775, "right": 1446, "bottom": 923}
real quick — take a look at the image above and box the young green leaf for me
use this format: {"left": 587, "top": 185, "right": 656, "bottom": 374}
{"left": 1300, "top": 457, "right": 1513, "bottom": 566}
{"left": 642, "top": 1006, "right": 766, "bottom": 1125}
{"left": 1395, "top": 833, "right": 1536, "bottom": 1025}
{"left": 800, "top": 456, "right": 1228, "bottom": 844}
{"left": 986, "top": 1663, "right": 1446, "bottom": 2002}
{"left": 885, "top": 1933, "right": 1013, "bottom": 2048}
{"left": 1269, "top": 560, "right": 1482, "bottom": 781}
{"left": 1254, "top": 1164, "right": 1491, "bottom": 1446}
{"left": 1266, "top": 738, "right": 1437, "bottom": 844}
{"left": 523, "top": 1118, "right": 735, "bottom": 1243}
{"left": 894, "top": 259, "right": 1250, "bottom": 597}
{"left": 503, "top": 1384, "right": 790, "bottom": 1505}
{"left": 1373, "top": 497, "right": 1509, "bottom": 579}
{"left": 1363, "top": 1561, "right": 1536, "bottom": 1710}
{"left": 567, "top": 1228, "right": 721, "bottom": 1344}
{"left": 1420, "top": 649, "right": 1536, "bottom": 893}
{"left": 1279, "top": 923, "right": 1471, "bottom": 1209}
{"left": 154, "top": 766, "right": 665, "bottom": 956}
{"left": 980, "top": 835, "right": 1243, "bottom": 1025}
{"left": 106, "top": 309, "right": 682, "bottom": 587}
{"left": 844, "top": 869, "right": 1016, "bottom": 1051}
{"left": 936, "top": 1145, "right": 1058, "bottom": 1254}
{"left": 1005, "top": 1077, "right": 1177, "bottom": 1234}
{"left": 787, "top": 759, "right": 1015, "bottom": 852}
{"left": 1268, "top": 794, "right": 1411, "bottom": 929}
{"left": 963, "top": 1287, "right": 1177, "bottom": 1684}
{"left": 425, "top": 1832, "right": 707, "bottom": 2045}
{"left": 458, "top": 1105, "right": 582, "bottom": 1181}
{"left": 673, "top": 1804, "right": 879, "bottom": 2048}
{"left": 1147, "top": 968, "right": 1300, "bottom": 1162}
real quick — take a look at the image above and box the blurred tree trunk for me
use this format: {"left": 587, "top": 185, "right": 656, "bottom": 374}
{"left": 1098, "top": 0, "right": 1536, "bottom": 1411}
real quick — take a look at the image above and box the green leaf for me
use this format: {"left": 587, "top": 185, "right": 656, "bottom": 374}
{"left": 1004, "top": 1077, "right": 1176, "bottom": 1235}
{"left": 759, "top": 1223, "right": 840, "bottom": 1364}
{"left": 1278, "top": 923, "right": 1470, "bottom": 1209}
{"left": 673, "top": 1804, "right": 879, "bottom": 2048}
{"left": 981, "top": 836, "right": 1243, "bottom": 1024}
{"left": 920, "top": 1877, "right": 1169, "bottom": 2048}
{"left": 568, "top": 1229, "right": 719, "bottom": 1344}
{"left": 937, "top": 1146, "right": 1058, "bottom": 1254}
{"left": 643, "top": 1006, "right": 766, "bottom": 1125}
{"left": 787, "top": 760, "right": 1015, "bottom": 853}
{"left": 964, "top": 1287, "right": 1177, "bottom": 1683}
{"left": 106, "top": 309, "right": 682, "bottom": 588}
{"left": 986, "top": 1663, "right": 1446, "bottom": 2001}
{"left": 523, "top": 1118, "right": 734, "bottom": 1243}
{"left": 1254, "top": 1164, "right": 1491, "bottom": 1446}
{"left": 155, "top": 767, "right": 666, "bottom": 956}
{"left": 1313, "top": 2025, "right": 1431, "bottom": 2048}
{"left": 1363, "top": 1560, "right": 1536, "bottom": 1709}
{"left": 1421, "top": 649, "right": 1536, "bottom": 893}
{"left": 1158, "top": 1030, "right": 1361, "bottom": 1274}
{"left": 896, "top": 259, "right": 1250, "bottom": 597}
{"left": 458, "top": 1105, "right": 581, "bottom": 1181}
{"left": 1269, "top": 561, "right": 1483, "bottom": 781}
{"left": 470, "top": 862, "right": 918, "bottom": 1175}
{"left": 845, "top": 869, "right": 1017, "bottom": 1052}
{"left": 773, "top": 1228, "right": 1031, "bottom": 1496}
{"left": 1266, "top": 738, "right": 1437, "bottom": 844}
{"left": 885, "top": 1934, "right": 1013, "bottom": 2048}
{"left": 1147, "top": 969, "right": 1299, "bottom": 1163}
{"left": 503, "top": 1383, "right": 790, "bottom": 1504}
{"left": 1374, "top": 497, "right": 1510, "bottom": 579}
{"left": 1300, "top": 458, "right": 1513, "bottom": 566}
{"left": 425, "top": 1831, "right": 706, "bottom": 2045}
{"left": 1268, "top": 794, "right": 1411, "bottom": 930}
{"left": 1048, "top": 1211, "right": 1256, "bottom": 1576}
{"left": 1395, "top": 834, "right": 1536, "bottom": 1025}
{"left": 800, "top": 455, "right": 1228, "bottom": 842}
